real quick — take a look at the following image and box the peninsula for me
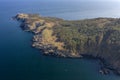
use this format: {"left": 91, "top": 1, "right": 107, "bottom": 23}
{"left": 13, "top": 13, "right": 120, "bottom": 75}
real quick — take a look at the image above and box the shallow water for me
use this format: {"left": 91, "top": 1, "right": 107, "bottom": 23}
{"left": 0, "top": 0, "right": 120, "bottom": 80}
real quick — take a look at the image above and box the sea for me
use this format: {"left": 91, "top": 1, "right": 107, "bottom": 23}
{"left": 0, "top": 0, "right": 120, "bottom": 80}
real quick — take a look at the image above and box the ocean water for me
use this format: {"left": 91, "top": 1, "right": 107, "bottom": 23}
{"left": 0, "top": 0, "right": 120, "bottom": 80}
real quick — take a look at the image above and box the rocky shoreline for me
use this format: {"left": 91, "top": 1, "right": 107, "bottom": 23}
{"left": 13, "top": 13, "right": 120, "bottom": 75}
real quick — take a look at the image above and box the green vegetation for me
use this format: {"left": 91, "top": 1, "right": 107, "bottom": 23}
{"left": 53, "top": 18, "right": 120, "bottom": 55}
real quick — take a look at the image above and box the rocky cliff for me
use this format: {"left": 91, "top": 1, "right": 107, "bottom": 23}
{"left": 14, "top": 13, "right": 120, "bottom": 75}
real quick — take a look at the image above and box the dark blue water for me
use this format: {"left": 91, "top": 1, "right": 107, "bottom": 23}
{"left": 0, "top": 0, "right": 120, "bottom": 80}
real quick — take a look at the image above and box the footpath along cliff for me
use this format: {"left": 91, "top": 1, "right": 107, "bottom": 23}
{"left": 13, "top": 13, "right": 120, "bottom": 75}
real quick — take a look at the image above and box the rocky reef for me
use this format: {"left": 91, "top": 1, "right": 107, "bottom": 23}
{"left": 14, "top": 13, "right": 120, "bottom": 75}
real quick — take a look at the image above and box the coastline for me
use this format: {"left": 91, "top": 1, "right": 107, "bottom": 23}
{"left": 13, "top": 13, "right": 120, "bottom": 75}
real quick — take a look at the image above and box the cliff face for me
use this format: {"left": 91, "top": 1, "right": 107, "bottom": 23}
{"left": 14, "top": 13, "right": 120, "bottom": 75}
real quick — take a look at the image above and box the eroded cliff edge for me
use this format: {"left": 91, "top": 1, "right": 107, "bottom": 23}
{"left": 13, "top": 13, "right": 120, "bottom": 75}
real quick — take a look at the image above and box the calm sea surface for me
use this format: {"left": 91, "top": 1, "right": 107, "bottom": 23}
{"left": 0, "top": 0, "right": 120, "bottom": 80}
